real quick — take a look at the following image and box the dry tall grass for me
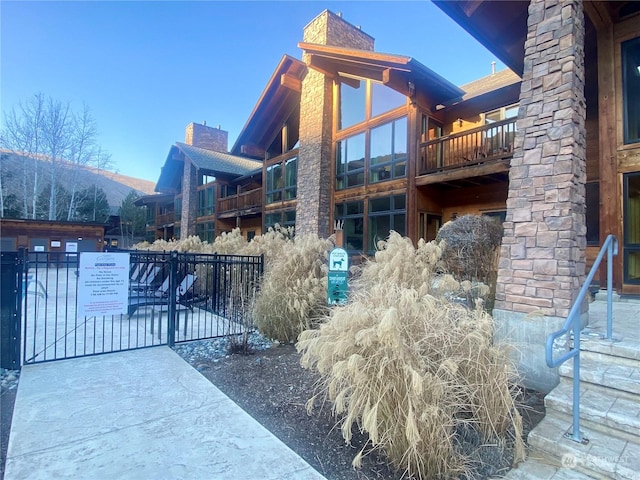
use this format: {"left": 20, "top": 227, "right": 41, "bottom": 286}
{"left": 252, "top": 233, "right": 333, "bottom": 343}
{"left": 135, "top": 225, "right": 332, "bottom": 343}
{"left": 297, "top": 232, "right": 524, "bottom": 479}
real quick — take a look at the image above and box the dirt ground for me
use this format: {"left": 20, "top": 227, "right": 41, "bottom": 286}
{"left": 0, "top": 344, "right": 545, "bottom": 480}
{"left": 193, "top": 344, "right": 546, "bottom": 480}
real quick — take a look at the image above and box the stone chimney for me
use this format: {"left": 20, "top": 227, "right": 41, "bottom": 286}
{"left": 296, "top": 10, "right": 374, "bottom": 238}
{"left": 185, "top": 122, "right": 228, "bottom": 152}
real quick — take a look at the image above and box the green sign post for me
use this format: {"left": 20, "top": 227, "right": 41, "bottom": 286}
{"left": 328, "top": 248, "right": 348, "bottom": 305}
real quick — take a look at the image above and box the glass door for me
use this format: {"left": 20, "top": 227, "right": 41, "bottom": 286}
{"left": 624, "top": 172, "right": 640, "bottom": 284}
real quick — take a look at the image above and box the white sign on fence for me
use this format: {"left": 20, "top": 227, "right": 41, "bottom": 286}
{"left": 78, "top": 252, "right": 130, "bottom": 317}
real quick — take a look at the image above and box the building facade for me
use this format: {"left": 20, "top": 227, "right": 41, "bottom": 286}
{"left": 144, "top": 6, "right": 639, "bottom": 390}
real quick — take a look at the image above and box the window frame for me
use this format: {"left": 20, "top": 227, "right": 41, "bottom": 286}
{"left": 367, "top": 194, "right": 406, "bottom": 253}
{"left": 622, "top": 36, "right": 640, "bottom": 145}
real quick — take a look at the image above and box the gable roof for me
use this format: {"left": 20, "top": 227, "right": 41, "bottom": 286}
{"left": 298, "top": 42, "right": 464, "bottom": 107}
{"left": 175, "top": 143, "right": 261, "bottom": 175}
{"left": 155, "top": 143, "right": 262, "bottom": 193}
{"left": 231, "top": 55, "right": 307, "bottom": 156}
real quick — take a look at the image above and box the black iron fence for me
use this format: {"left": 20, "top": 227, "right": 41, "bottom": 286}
{"left": 0, "top": 248, "right": 263, "bottom": 366}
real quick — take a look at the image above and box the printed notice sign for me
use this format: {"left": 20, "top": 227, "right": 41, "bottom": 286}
{"left": 78, "top": 252, "right": 130, "bottom": 317}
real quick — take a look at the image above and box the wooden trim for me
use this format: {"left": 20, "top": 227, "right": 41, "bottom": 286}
{"left": 307, "top": 56, "right": 337, "bottom": 78}
{"left": 415, "top": 160, "right": 509, "bottom": 186}
{"left": 584, "top": 1, "right": 613, "bottom": 31}
{"left": 406, "top": 105, "right": 419, "bottom": 242}
{"left": 280, "top": 73, "right": 302, "bottom": 92}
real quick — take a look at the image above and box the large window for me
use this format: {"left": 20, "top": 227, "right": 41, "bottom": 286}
{"left": 197, "top": 185, "right": 215, "bottom": 217}
{"left": 336, "top": 133, "right": 365, "bottom": 189}
{"left": 622, "top": 37, "right": 640, "bottom": 144}
{"left": 265, "top": 156, "right": 297, "bottom": 204}
{"left": 199, "top": 173, "right": 216, "bottom": 186}
{"left": 334, "top": 201, "right": 364, "bottom": 252}
{"left": 285, "top": 157, "right": 297, "bottom": 200}
{"left": 338, "top": 77, "right": 406, "bottom": 131}
{"left": 368, "top": 195, "right": 406, "bottom": 252}
{"left": 265, "top": 164, "right": 283, "bottom": 203}
{"left": 196, "top": 222, "right": 215, "bottom": 243}
{"left": 339, "top": 78, "right": 366, "bottom": 130}
{"left": 370, "top": 117, "right": 407, "bottom": 183}
{"left": 371, "top": 82, "right": 406, "bottom": 118}
{"left": 336, "top": 117, "right": 407, "bottom": 190}
{"left": 264, "top": 209, "right": 296, "bottom": 232}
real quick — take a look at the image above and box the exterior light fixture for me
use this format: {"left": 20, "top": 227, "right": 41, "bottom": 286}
{"left": 407, "top": 81, "right": 416, "bottom": 105}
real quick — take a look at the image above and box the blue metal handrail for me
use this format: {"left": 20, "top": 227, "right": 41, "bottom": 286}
{"left": 545, "top": 234, "right": 618, "bottom": 443}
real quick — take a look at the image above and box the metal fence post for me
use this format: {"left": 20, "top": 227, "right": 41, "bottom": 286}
{"left": 0, "top": 249, "right": 24, "bottom": 369}
{"left": 167, "top": 250, "right": 178, "bottom": 347}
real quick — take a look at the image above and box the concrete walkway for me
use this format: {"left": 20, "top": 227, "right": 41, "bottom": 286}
{"left": 4, "top": 347, "right": 326, "bottom": 480}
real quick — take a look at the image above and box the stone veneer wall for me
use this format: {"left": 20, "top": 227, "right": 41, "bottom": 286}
{"left": 493, "top": 0, "right": 587, "bottom": 393}
{"left": 180, "top": 159, "right": 198, "bottom": 238}
{"left": 296, "top": 11, "right": 374, "bottom": 238}
{"left": 185, "top": 122, "right": 228, "bottom": 153}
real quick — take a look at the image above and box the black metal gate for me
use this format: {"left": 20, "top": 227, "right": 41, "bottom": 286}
{"left": 2, "top": 249, "right": 263, "bottom": 365}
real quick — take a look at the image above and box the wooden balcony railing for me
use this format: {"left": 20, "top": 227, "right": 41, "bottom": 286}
{"left": 156, "top": 212, "right": 175, "bottom": 226}
{"left": 217, "top": 188, "right": 263, "bottom": 215}
{"left": 419, "top": 118, "right": 516, "bottom": 176}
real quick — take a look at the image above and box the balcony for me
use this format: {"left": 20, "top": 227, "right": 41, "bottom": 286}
{"left": 217, "top": 188, "right": 263, "bottom": 218}
{"left": 417, "top": 118, "right": 516, "bottom": 185}
{"left": 156, "top": 212, "right": 175, "bottom": 227}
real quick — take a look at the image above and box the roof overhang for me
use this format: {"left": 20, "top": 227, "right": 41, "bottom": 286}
{"left": 231, "top": 55, "right": 307, "bottom": 156}
{"left": 155, "top": 146, "right": 183, "bottom": 194}
{"left": 433, "top": 1, "right": 528, "bottom": 76}
{"left": 298, "top": 42, "right": 464, "bottom": 109}
{"left": 133, "top": 192, "right": 174, "bottom": 207}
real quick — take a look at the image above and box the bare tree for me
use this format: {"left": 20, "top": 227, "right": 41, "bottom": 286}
{"left": 1, "top": 93, "right": 110, "bottom": 221}
{"left": 66, "top": 105, "right": 98, "bottom": 220}
{"left": 42, "top": 97, "right": 72, "bottom": 220}
{"left": 1, "top": 93, "right": 46, "bottom": 218}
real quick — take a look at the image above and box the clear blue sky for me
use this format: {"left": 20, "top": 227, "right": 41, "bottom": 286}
{"left": 1, "top": 1, "right": 503, "bottom": 183}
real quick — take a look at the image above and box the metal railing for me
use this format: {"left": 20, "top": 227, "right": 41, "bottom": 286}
{"left": 8, "top": 248, "right": 263, "bottom": 365}
{"left": 419, "top": 118, "right": 516, "bottom": 175}
{"left": 545, "top": 234, "right": 618, "bottom": 443}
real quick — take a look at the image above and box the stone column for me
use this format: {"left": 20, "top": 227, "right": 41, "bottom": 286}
{"left": 493, "top": 0, "right": 587, "bottom": 393}
{"left": 180, "top": 160, "right": 198, "bottom": 238}
{"left": 296, "top": 11, "right": 374, "bottom": 238}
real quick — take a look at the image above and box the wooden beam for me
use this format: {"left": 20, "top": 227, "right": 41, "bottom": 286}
{"left": 338, "top": 75, "right": 361, "bottom": 89}
{"left": 595, "top": 24, "right": 620, "bottom": 289}
{"left": 584, "top": 1, "right": 613, "bottom": 31}
{"left": 280, "top": 73, "right": 301, "bottom": 92}
{"left": 415, "top": 160, "right": 509, "bottom": 186}
{"left": 240, "top": 144, "right": 265, "bottom": 158}
{"left": 307, "top": 56, "right": 337, "bottom": 78}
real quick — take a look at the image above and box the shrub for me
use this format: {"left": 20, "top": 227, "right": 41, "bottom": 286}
{"left": 436, "top": 214, "right": 503, "bottom": 283}
{"left": 297, "top": 232, "right": 523, "bottom": 479}
{"left": 252, "top": 233, "right": 333, "bottom": 343}
{"left": 436, "top": 215, "right": 503, "bottom": 310}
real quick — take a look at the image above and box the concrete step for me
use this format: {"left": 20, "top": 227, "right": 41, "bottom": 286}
{"left": 558, "top": 356, "right": 640, "bottom": 397}
{"left": 579, "top": 332, "right": 640, "bottom": 363}
{"left": 496, "top": 457, "right": 597, "bottom": 479}
{"left": 528, "top": 416, "right": 640, "bottom": 480}
{"left": 544, "top": 381, "right": 640, "bottom": 444}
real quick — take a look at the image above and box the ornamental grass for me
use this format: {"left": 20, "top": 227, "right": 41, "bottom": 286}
{"left": 297, "top": 232, "right": 524, "bottom": 479}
